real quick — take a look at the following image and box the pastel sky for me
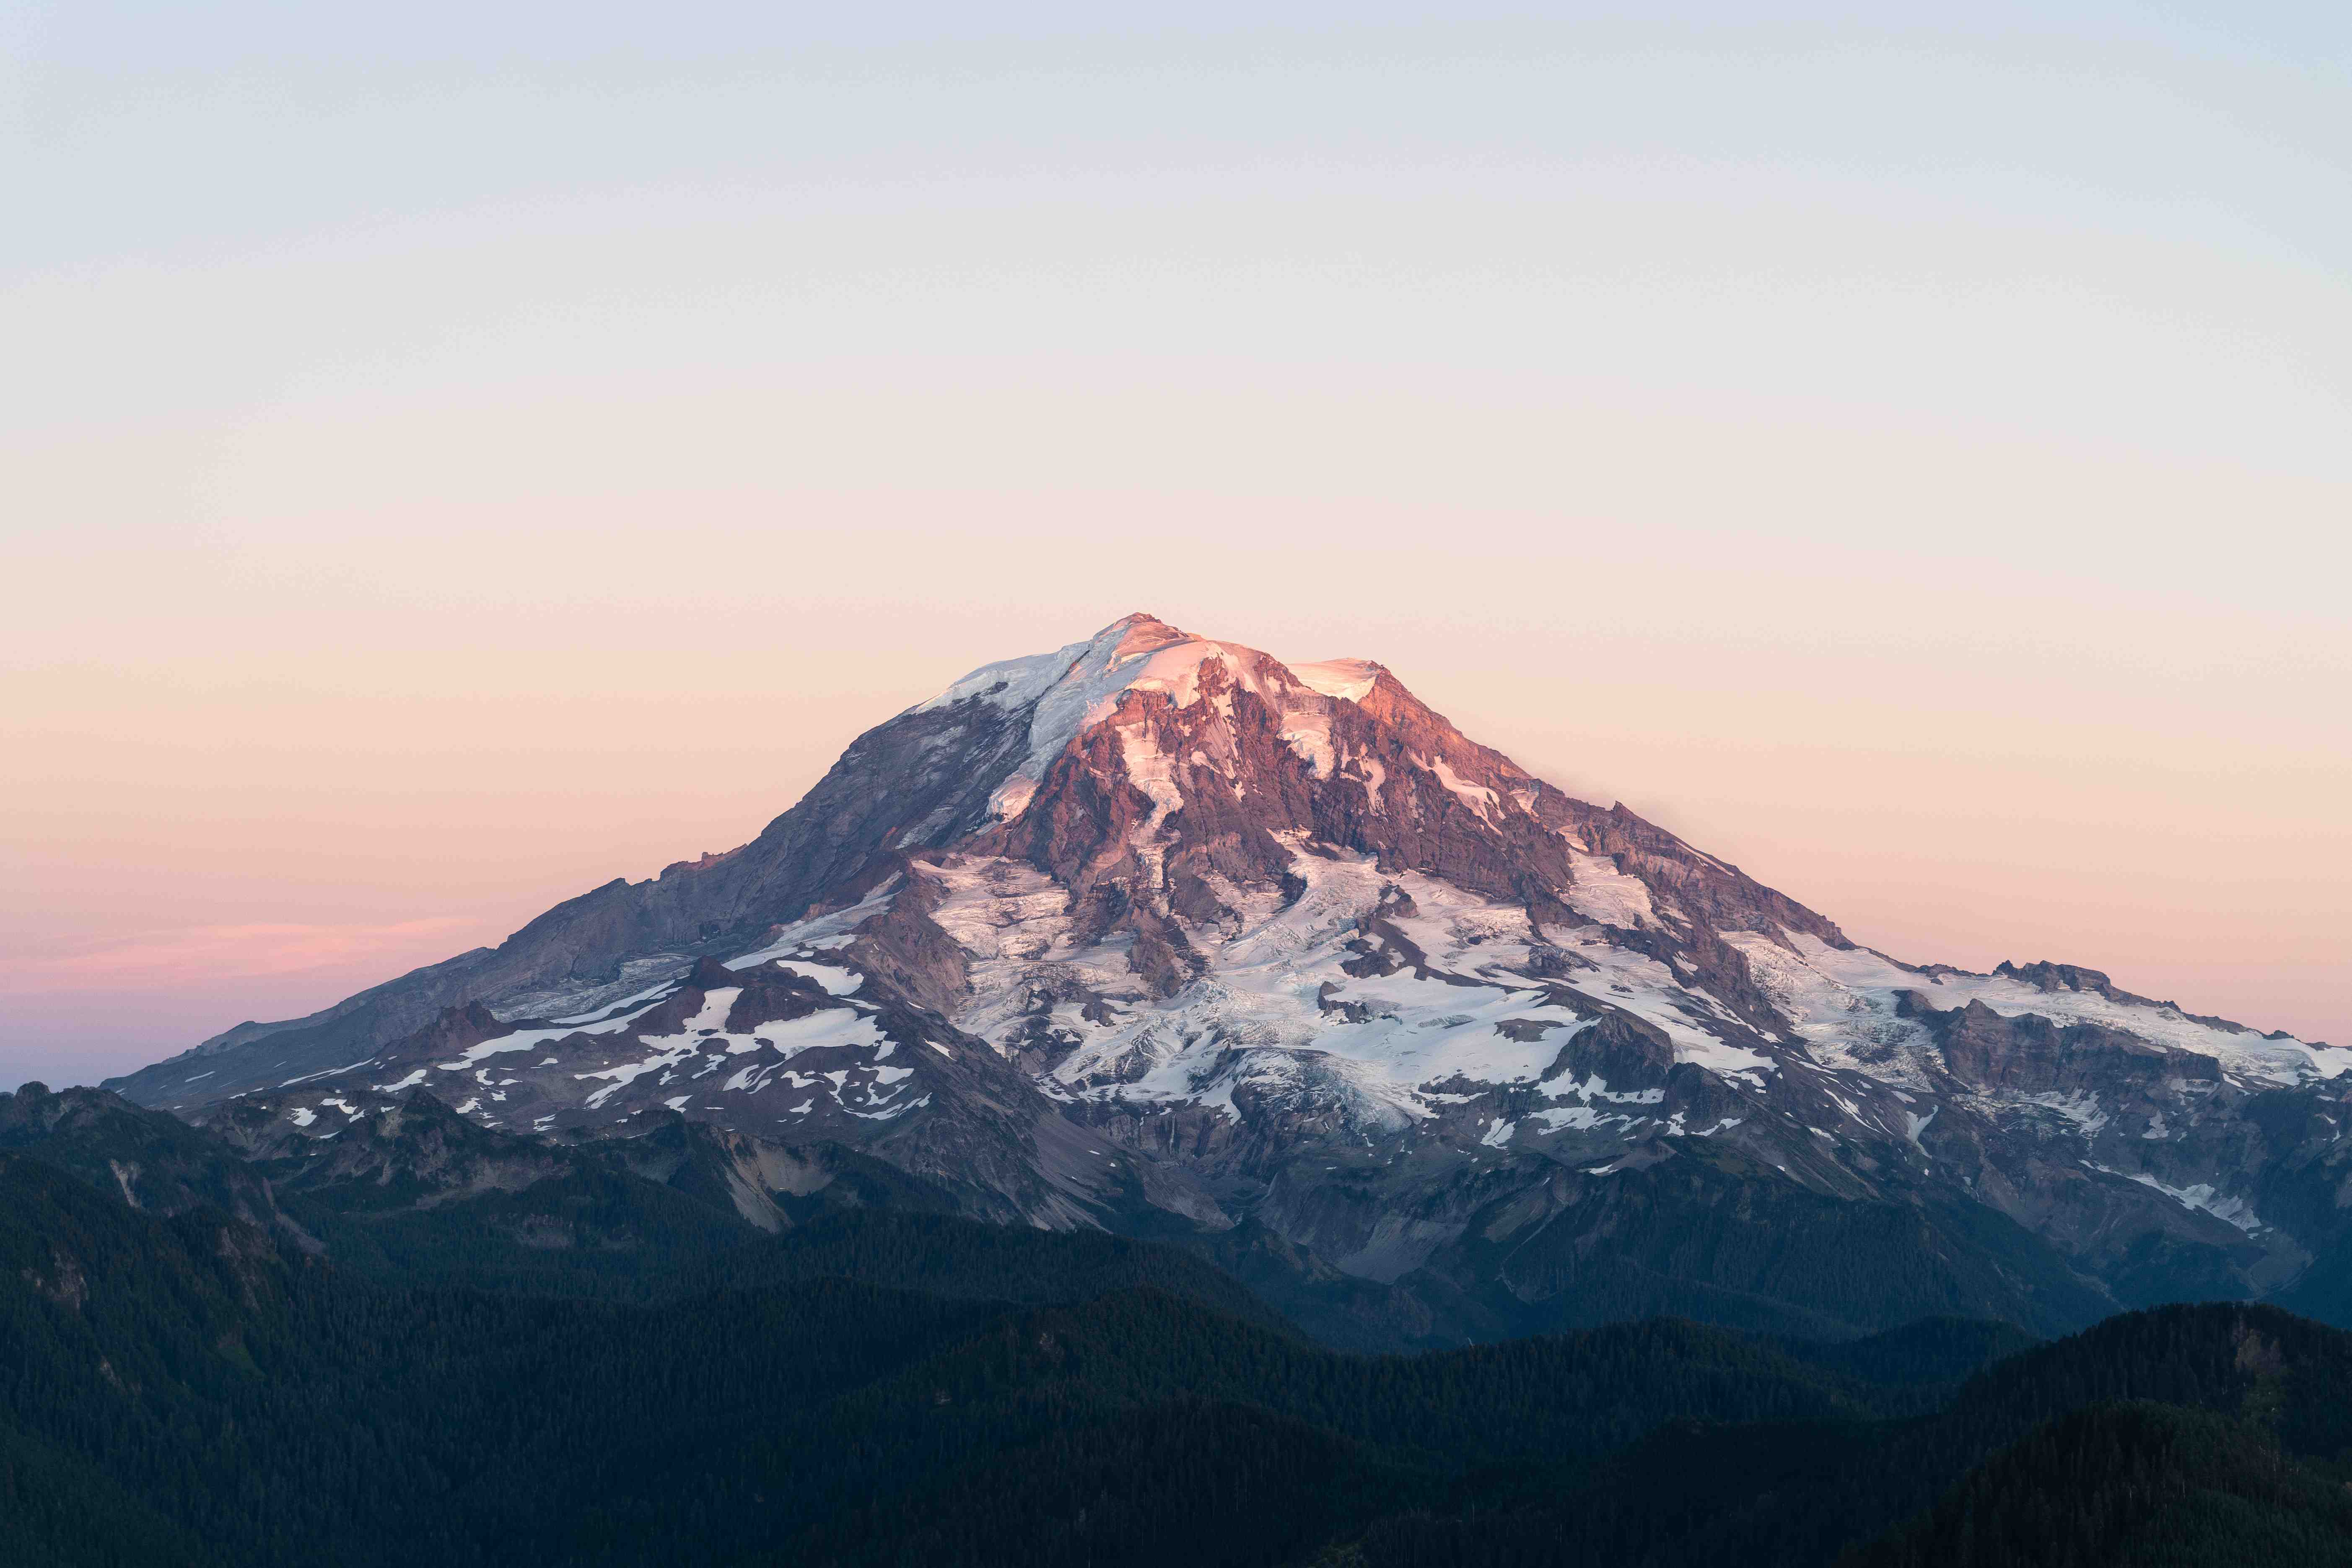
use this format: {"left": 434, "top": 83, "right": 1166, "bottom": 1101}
{"left": 4, "top": 3, "right": 2346, "bottom": 1089}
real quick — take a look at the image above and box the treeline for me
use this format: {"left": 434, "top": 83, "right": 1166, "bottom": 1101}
{"left": 6, "top": 1151, "right": 2352, "bottom": 1566}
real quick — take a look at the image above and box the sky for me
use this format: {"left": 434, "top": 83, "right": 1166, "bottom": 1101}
{"left": 3, "top": 2, "right": 2346, "bottom": 1089}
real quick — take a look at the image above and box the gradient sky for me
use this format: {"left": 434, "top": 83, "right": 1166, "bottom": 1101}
{"left": 5, "top": 3, "right": 2347, "bottom": 1089}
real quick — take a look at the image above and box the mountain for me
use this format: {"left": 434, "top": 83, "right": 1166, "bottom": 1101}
{"left": 104, "top": 613, "right": 2352, "bottom": 1341}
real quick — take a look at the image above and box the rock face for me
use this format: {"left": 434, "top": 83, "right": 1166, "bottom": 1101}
{"left": 105, "top": 614, "right": 2352, "bottom": 1338}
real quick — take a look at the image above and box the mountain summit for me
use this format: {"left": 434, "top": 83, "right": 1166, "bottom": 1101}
{"left": 108, "top": 615, "right": 2352, "bottom": 1338}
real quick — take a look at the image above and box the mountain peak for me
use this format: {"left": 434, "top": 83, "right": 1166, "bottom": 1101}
{"left": 916, "top": 614, "right": 1335, "bottom": 823}
{"left": 918, "top": 618, "right": 1395, "bottom": 735}
{"left": 1100, "top": 610, "right": 1188, "bottom": 652}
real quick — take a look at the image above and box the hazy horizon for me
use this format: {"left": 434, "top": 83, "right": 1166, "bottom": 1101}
{"left": 6, "top": 3, "right": 2346, "bottom": 1088}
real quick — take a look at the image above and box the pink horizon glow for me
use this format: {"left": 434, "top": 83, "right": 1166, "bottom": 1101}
{"left": 9, "top": 10, "right": 2345, "bottom": 1088}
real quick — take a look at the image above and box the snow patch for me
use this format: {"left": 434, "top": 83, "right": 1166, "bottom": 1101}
{"left": 727, "top": 881, "right": 898, "bottom": 970}
{"left": 1426, "top": 756, "right": 1500, "bottom": 824}
{"left": 1563, "top": 849, "right": 1657, "bottom": 931}
{"left": 2095, "top": 1165, "right": 2266, "bottom": 1234}
{"left": 1291, "top": 659, "right": 1381, "bottom": 702}
{"left": 1776, "top": 932, "right": 2349, "bottom": 1088}
{"left": 928, "top": 841, "right": 1776, "bottom": 1141}
{"left": 437, "top": 993, "right": 674, "bottom": 1073}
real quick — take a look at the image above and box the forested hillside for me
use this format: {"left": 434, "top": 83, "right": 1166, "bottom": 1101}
{"left": 6, "top": 1132, "right": 2352, "bottom": 1566}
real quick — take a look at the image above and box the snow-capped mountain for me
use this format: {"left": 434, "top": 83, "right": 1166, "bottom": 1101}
{"left": 109, "top": 614, "right": 2352, "bottom": 1337}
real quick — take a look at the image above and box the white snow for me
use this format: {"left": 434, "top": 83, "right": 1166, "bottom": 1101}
{"left": 710, "top": 1010, "right": 892, "bottom": 1095}
{"left": 924, "top": 839, "right": 1777, "bottom": 1137}
{"left": 1562, "top": 848, "right": 1658, "bottom": 931}
{"left": 435, "top": 992, "right": 674, "bottom": 1073}
{"left": 1426, "top": 756, "right": 1501, "bottom": 824}
{"left": 549, "top": 979, "right": 678, "bottom": 1028}
{"left": 2090, "top": 1163, "right": 2266, "bottom": 1234}
{"left": 913, "top": 617, "right": 1384, "bottom": 825}
{"left": 1536, "top": 926, "right": 1773, "bottom": 1078}
{"left": 1291, "top": 659, "right": 1382, "bottom": 703}
{"left": 2030, "top": 1089, "right": 2111, "bottom": 1139}
{"left": 1279, "top": 710, "right": 1338, "bottom": 780}
{"left": 914, "top": 617, "right": 1207, "bottom": 819}
{"left": 775, "top": 961, "right": 864, "bottom": 997}
{"left": 287, "top": 1105, "right": 316, "bottom": 1128}
{"left": 571, "top": 987, "right": 736, "bottom": 1108}
{"left": 1719, "top": 931, "right": 1939, "bottom": 1088}
{"left": 726, "top": 880, "right": 899, "bottom": 972}
{"left": 1116, "top": 724, "right": 1186, "bottom": 841}
{"left": 277, "top": 1059, "right": 374, "bottom": 1088}
{"left": 1544, "top": 1076, "right": 1665, "bottom": 1105}
{"left": 1732, "top": 930, "right": 2349, "bottom": 1089}
{"left": 1529, "top": 1106, "right": 1634, "bottom": 1134}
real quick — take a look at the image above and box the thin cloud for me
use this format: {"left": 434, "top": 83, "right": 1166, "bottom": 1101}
{"left": 0, "top": 917, "right": 490, "bottom": 992}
